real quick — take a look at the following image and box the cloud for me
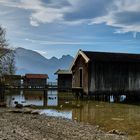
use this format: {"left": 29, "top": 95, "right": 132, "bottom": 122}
{"left": 25, "top": 38, "right": 95, "bottom": 45}
{"left": 89, "top": 0, "right": 140, "bottom": 37}
{"left": 63, "top": 0, "right": 112, "bottom": 21}
{"left": 34, "top": 49, "right": 48, "bottom": 56}
{"left": 0, "top": 0, "right": 70, "bottom": 26}
{"left": 29, "top": 8, "right": 63, "bottom": 26}
{"left": 1, "top": 0, "right": 140, "bottom": 36}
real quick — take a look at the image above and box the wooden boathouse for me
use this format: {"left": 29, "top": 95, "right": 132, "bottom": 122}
{"left": 71, "top": 50, "right": 140, "bottom": 96}
{"left": 23, "top": 74, "right": 48, "bottom": 88}
{"left": 3, "top": 75, "right": 22, "bottom": 88}
{"left": 55, "top": 69, "right": 72, "bottom": 91}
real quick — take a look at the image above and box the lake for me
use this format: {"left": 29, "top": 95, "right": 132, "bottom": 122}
{"left": 5, "top": 90, "right": 140, "bottom": 140}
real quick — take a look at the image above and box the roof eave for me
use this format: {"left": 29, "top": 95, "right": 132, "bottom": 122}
{"left": 54, "top": 69, "right": 72, "bottom": 75}
{"left": 70, "top": 50, "right": 90, "bottom": 70}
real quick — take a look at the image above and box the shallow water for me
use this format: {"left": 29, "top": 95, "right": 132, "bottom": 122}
{"left": 5, "top": 90, "right": 140, "bottom": 140}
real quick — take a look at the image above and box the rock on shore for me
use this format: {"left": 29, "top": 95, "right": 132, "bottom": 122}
{"left": 0, "top": 108, "right": 132, "bottom": 140}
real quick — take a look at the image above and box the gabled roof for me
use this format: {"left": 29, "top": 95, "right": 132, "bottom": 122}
{"left": 70, "top": 50, "right": 140, "bottom": 70}
{"left": 25, "top": 74, "right": 48, "bottom": 79}
{"left": 83, "top": 51, "right": 140, "bottom": 62}
{"left": 70, "top": 50, "right": 90, "bottom": 70}
{"left": 55, "top": 69, "right": 72, "bottom": 75}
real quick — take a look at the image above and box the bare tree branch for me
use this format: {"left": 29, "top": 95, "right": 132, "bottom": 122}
{"left": 0, "top": 26, "right": 16, "bottom": 76}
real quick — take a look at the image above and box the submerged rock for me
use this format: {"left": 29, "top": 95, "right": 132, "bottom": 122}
{"left": 108, "top": 129, "right": 126, "bottom": 135}
{"left": 23, "top": 108, "right": 32, "bottom": 114}
{"left": 15, "top": 103, "right": 23, "bottom": 108}
{"left": 9, "top": 108, "right": 40, "bottom": 115}
{"left": 76, "top": 104, "right": 80, "bottom": 108}
{"left": 31, "top": 110, "right": 40, "bottom": 115}
{"left": 111, "top": 118, "right": 124, "bottom": 121}
{"left": 60, "top": 105, "right": 63, "bottom": 109}
{"left": 65, "top": 101, "right": 69, "bottom": 104}
{"left": 14, "top": 101, "right": 23, "bottom": 108}
{"left": 9, "top": 109, "right": 23, "bottom": 113}
{"left": 24, "top": 104, "right": 37, "bottom": 108}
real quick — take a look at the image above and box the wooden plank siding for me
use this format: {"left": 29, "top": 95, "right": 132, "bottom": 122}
{"left": 55, "top": 69, "right": 72, "bottom": 91}
{"left": 58, "top": 74, "right": 72, "bottom": 91}
{"left": 24, "top": 78, "right": 47, "bottom": 88}
{"left": 72, "top": 55, "right": 89, "bottom": 94}
{"left": 24, "top": 74, "right": 48, "bottom": 88}
{"left": 89, "top": 61, "right": 140, "bottom": 94}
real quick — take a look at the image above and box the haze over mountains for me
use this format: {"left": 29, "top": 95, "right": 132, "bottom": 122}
{"left": 15, "top": 47, "right": 74, "bottom": 81}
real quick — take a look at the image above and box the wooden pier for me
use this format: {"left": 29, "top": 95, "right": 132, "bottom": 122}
{"left": 4, "top": 83, "right": 58, "bottom": 91}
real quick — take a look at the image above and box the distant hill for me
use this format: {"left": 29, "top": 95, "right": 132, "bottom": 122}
{"left": 15, "top": 47, "right": 74, "bottom": 81}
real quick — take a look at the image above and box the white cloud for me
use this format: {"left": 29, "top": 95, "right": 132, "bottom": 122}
{"left": 30, "top": 8, "right": 63, "bottom": 25}
{"left": 1, "top": 0, "right": 140, "bottom": 36}
{"left": 0, "top": 0, "right": 70, "bottom": 26}
{"left": 89, "top": 0, "right": 140, "bottom": 37}
{"left": 34, "top": 49, "right": 48, "bottom": 55}
{"left": 25, "top": 38, "right": 96, "bottom": 45}
{"left": 30, "top": 17, "right": 39, "bottom": 27}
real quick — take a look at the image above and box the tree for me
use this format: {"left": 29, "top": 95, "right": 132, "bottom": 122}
{"left": 0, "top": 26, "right": 8, "bottom": 48}
{"left": 0, "top": 26, "right": 16, "bottom": 76}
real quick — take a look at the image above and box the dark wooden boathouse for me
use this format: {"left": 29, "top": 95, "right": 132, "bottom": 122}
{"left": 24, "top": 74, "right": 48, "bottom": 88}
{"left": 55, "top": 69, "right": 72, "bottom": 91}
{"left": 3, "top": 75, "right": 22, "bottom": 88}
{"left": 71, "top": 50, "right": 140, "bottom": 96}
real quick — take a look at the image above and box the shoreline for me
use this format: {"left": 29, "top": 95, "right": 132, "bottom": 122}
{"left": 0, "top": 107, "right": 133, "bottom": 140}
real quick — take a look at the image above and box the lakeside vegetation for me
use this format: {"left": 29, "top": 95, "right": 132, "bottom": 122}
{"left": 0, "top": 26, "right": 15, "bottom": 76}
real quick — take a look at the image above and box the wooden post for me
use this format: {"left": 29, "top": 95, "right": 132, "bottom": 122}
{"left": 43, "top": 90, "right": 48, "bottom": 106}
{"left": 80, "top": 92, "right": 83, "bottom": 99}
{"left": 0, "top": 84, "right": 5, "bottom": 103}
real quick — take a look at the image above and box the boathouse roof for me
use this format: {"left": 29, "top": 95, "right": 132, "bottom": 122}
{"left": 83, "top": 51, "right": 140, "bottom": 62}
{"left": 25, "top": 74, "right": 48, "bottom": 79}
{"left": 55, "top": 69, "right": 72, "bottom": 75}
{"left": 70, "top": 50, "right": 140, "bottom": 70}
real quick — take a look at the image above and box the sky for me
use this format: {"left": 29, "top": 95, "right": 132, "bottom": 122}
{"left": 0, "top": 0, "right": 140, "bottom": 58}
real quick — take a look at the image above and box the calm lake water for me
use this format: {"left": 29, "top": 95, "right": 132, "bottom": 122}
{"left": 5, "top": 90, "right": 140, "bottom": 140}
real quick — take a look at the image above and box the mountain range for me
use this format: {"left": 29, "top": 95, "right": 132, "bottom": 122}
{"left": 15, "top": 47, "right": 74, "bottom": 81}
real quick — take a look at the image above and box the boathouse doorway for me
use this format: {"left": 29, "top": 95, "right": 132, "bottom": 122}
{"left": 79, "top": 68, "right": 83, "bottom": 87}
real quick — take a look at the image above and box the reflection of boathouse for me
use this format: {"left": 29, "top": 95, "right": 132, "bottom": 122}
{"left": 71, "top": 50, "right": 140, "bottom": 95}
{"left": 55, "top": 69, "right": 72, "bottom": 91}
{"left": 24, "top": 74, "right": 48, "bottom": 88}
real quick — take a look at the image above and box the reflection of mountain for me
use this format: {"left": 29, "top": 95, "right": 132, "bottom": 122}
{"left": 15, "top": 47, "right": 74, "bottom": 81}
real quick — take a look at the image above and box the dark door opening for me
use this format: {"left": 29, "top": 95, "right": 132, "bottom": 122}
{"left": 79, "top": 69, "right": 83, "bottom": 87}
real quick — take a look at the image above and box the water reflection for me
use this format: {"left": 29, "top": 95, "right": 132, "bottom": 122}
{"left": 41, "top": 109, "right": 72, "bottom": 119}
{"left": 47, "top": 90, "right": 58, "bottom": 106}
{"left": 6, "top": 90, "right": 44, "bottom": 107}
{"left": 110, "top": 95, "right": 126, "bottom": 103}
{"left": 5, "top": 90, "right": 140, "bottom": 140}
